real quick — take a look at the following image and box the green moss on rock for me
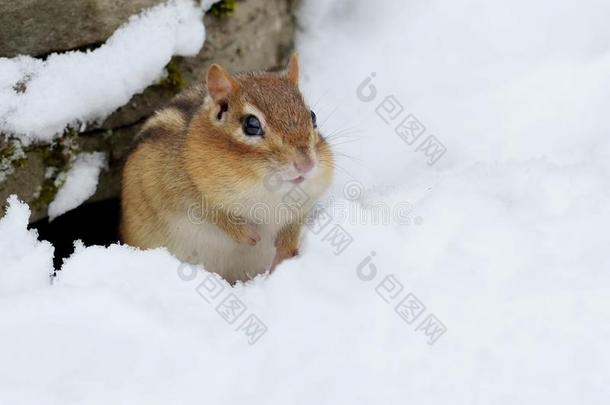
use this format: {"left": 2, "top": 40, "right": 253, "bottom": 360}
{"left": 209, "top": 0, "right": 236, "bottom": 17}
{"left": 33, "top": 172, "right": 63, "bottom": 209}
{"left": 156, "top": 57, "right": 186, "bottom": 92}
{"left": 0, "top": 138, "right": 27, "bottom": 185}
{"left": 31, "top": 128, "right": 80, "bottom": 209}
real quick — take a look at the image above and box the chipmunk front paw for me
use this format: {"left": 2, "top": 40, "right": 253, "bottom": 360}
{"left": 231, "top": 223, "right": 261, "bottom": 246}
{"left": 270, "top": 247, "right": 299, "bottom": 271}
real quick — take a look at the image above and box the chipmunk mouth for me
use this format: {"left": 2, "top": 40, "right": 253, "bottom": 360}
{"left": 290, "top": 176, "right": 305, "bottom": 184}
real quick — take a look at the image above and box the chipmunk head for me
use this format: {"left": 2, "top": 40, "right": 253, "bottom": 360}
{"left": 187, "top": 54, "right": 333, "bottom": 198}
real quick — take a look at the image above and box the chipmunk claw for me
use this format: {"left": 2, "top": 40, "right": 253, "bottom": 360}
{"left": 270, "top": 248, "right": 299, "bottom": 271}
{"left": 234, "top": 223, "right": 261, "bottom": 246}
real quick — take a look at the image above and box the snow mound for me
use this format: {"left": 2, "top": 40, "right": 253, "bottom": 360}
{"left": 0, "top": 195, "right": 54, "bottom": 294}
{"left": 0, "top": 0, "right": 213, "bottom": 144}
{"left": 296, "top": 0, "right": 610, "bottom": 188}
{"left": 48, "top": 152, "right": 108, "bottom": 220}
{"left": 2, "top": 166, "right": 610, "bottom": 404}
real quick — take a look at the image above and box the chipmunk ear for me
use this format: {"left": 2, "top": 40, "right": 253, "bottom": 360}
{"left": 286, "top": 53, "right": 299, "bottom": 86}
{"left": 207, "top": 64, "right": 238, "bottom": 102}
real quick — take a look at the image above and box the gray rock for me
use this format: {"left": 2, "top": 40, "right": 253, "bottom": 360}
{"left": 0, "top": 0, "right": 165, "bottom": 57}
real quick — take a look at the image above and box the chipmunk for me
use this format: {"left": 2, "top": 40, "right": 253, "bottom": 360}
{"left": 120, "top": 54, "right": 334, "bottom": 283}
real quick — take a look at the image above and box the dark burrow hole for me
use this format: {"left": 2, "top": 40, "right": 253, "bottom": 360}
{"left": 30, "top": 198, "right": 121, "bottom": 270}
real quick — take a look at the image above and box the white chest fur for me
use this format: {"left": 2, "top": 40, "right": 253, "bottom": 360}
{"left": 166, "top": 216, "right": 279, "bottom": 283}
{"left": 164, "top": 173, "right": 326, "bottom": 283}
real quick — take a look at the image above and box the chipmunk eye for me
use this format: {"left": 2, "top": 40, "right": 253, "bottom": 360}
{"left": 310, "top": 110, "right": 317, "bottom": 128}
{"left": 242, "top": 114, "right": 264, "bottom": 136}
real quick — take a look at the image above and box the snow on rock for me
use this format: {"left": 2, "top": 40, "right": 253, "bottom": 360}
{"left": 47, "top": 152, "right": 107, "bottom": 220}
{"left": 0, "top": 195, "right": 54, "bottom": 294}
{"left": 0, "top": 0, "right": 213, "bottom": 144}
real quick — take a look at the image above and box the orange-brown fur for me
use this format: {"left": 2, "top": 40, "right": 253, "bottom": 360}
{"left": 121, "top": 55, "right": 334, "bottom": 283}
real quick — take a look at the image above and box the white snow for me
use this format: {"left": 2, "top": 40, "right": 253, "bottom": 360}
{"left": 0, "top": 0, "right": 214, "bottom": 144}
{"left": 47, "top": 152, "right": 107, "bottom": 220}
{"left": 1, "top": 0, "right": 610, "bottom": 404}
{"left": 0, "top": 196, "right": 54, "bottom": 294}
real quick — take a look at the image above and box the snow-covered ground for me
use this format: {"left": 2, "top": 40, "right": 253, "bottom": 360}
{"left": 1, "top": 0, "right": 610, "bottom": 404}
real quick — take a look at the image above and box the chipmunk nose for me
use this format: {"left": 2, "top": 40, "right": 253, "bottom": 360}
{"left": 293, "top": 153, "right": 314, "bottom": 174}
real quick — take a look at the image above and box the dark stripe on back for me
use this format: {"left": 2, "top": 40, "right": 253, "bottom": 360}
{"left": 167, "top": 97, "right": 200, "bottom": 118}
